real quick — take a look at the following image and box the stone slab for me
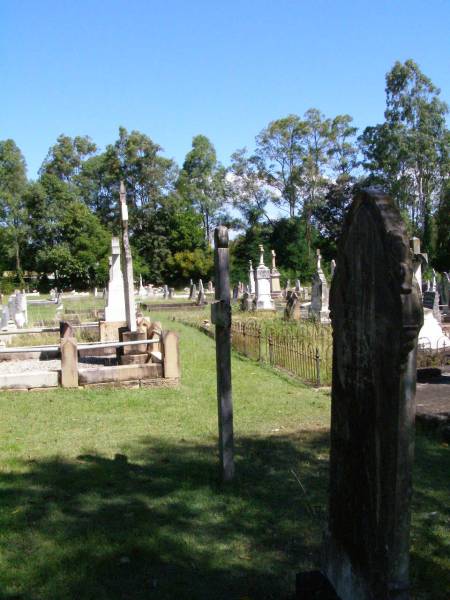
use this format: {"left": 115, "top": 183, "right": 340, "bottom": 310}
{"left": 78, "top": 363, "right": 162, "bottom": 385}
{"left": 0, "top": 370, "right": 59, "bottom": 389}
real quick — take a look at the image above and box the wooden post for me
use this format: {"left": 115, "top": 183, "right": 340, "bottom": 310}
{"left": 120, "top": 181, "right": 137, "bottom": 332}
{"left": 211, "top": 226, "right": 234, "bottom": 482}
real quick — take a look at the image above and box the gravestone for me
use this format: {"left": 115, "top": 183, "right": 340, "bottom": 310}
{"left": 138, "top": 275, "right": 147, "bottom": 297}
{"left": 14, "top": 291, "right": 27, "bottom": 328}
{"left": 284, "top": 290, "right": 301, "bottom": 321}
{"left": 320, "top": 189, "right": 423, "bottom": 600}
{"left": 163, "top": 285, "right": 169, "bottom": 299}
{"left": 189, "top": 279, "right": 195, "bottom": 299}
{"left": 295, "top": 279, "right": 302, "bottom": 292}
{"left": 232, "top": 284, "right": 239, "bottom": 300}
{"left": 439, "top": 272, "right": 449, "bottom": 307}
{"left": 270, "top": 250, "right": 282, "bottom": 298}
{"left": 248, "top": 260, "right": 255, "bottom": 295}
{"left": 197, "top": 280, "right": 206, "bottom": 305}
{"left": 104, "top": 237, "right": 126, "bottom": 322}
{"left": 309, "top": 250, "right": 329, "bottom": 322}
{"left": 1, "top": 305, "right": 9, "bottom": 330}
{"left": 208, "top": 280, "right": 214, "bottom": 293}
{"left": 255, "top": 245, "right": 275, "bottom": 310}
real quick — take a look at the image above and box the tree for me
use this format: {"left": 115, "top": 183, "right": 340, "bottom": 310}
{"left": 178, "top": 135, "right": 228, "bottom": 244}
{"left": 40, "top": 134, "right": 97, "bottom": 182}
{"left": 434, "top": 181, "right": 450, "bottom": 271}
{"left": 360, "top": 59, "right": 449, "bottom": 252}
{"left": 0, "top": 139, "right": 28, "bottom": 283}
{"left": 254, "top": 115, "right": 306, "bottom": 218}
{"left": 228, "top": 148, "right": 274, "bottom": 227}
{"left": 34, "top": 202, "right": 110, "bottom": 289}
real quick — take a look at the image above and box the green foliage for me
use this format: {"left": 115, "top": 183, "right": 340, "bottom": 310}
{"left": 360, "top": 59, "right": 449, "bottom": 257}
{"left": 0, "top": 139, "right": 28, "bottom": 281}
{"left": 35, "top": 202, "right": 110, "bottom": 289}
{"left": 177, "top": 135, "right": 229, "bottom": 243}
{"left": 166, "top": 248, "right": 213, "bottom": 283}
{"left": 231, "top": 217, "right": 317, "bottom": 285}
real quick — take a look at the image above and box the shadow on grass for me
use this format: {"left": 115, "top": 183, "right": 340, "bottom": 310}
{"left": 0, "top": 432, "right": 330, "bottom": 600}
{"left": 0, "top": 432, "right": 447, "bottom": 600}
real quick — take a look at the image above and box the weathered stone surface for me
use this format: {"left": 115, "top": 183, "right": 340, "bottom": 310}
{"left": 78, "top": 363, "right": 162, "bottom": 385}
{"left": 323, "top": 189, "right": 423, "bottom": 600}
{"left": 119, "top": 354, "right": 149, "bottom": 365}
{"left": 162, "top": 331, "right": 180, "bottom": 379}
{"left": 0, "top": 370, "right": 59, "bottom": 389}
{"left": 60, "top": 336, "right": 78, "bottom": 388}
{"left": 119, "top": 330, "right": 148, "bottom": 355}
{"left": 99, "top": 320, "right": 127, "bottom": 343}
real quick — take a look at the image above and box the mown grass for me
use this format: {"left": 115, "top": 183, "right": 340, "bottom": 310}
{"left": 0, "top": 317, "right": 447, "bottom": 599}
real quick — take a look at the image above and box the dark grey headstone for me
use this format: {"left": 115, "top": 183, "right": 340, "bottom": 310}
{"left": 323, "top": 189, "right": 423, "bottom": 600}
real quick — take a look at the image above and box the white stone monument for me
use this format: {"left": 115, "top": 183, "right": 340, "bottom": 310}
{"left": 270, "top": 250, "right": 282, "bottom": 298}
{"left": 14, "top": 291, "right": 27, "bottom": 328}
{"left": 255, "top": 245, "right": 275, "bottom": 310}
{"left": 309, "top": 249, "right": 329, "bottom": 322}
{"left": 249, "top": 260, "right": 255, "bottom": 295}
{"left": 104, "top": 237, "right": 126, "bottom": 322}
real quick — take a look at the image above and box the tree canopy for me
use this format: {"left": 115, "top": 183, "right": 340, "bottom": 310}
{"left": 0, "top": 59, "right": 448, "bottom": 291}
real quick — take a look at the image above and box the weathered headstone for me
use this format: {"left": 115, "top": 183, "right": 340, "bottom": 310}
{"left": 232, "top": 284, "right": 239, "bottom": 300}
{"left": 104, "top": 237, "right": 126, "bottom": 322}
{"left": 60, "top": 321, "right": 78, "bottom": 388}
{"left": 309, "top": 250, "right": 329, "bottom": 322}
{"left": 295, "top": 279, "right": 302, "bottom": 292}
{"left": 211, "top": 226, "right": 234, "bottom": 482}
{"left": 270, "top": 250, "right": 282, "bottom": 298}
{"left": 284, "top": 290, "right": 301, "bottom": 321}
{"left": 163, "top": 284, "right": 169, "bottom": 299}
{"left": 208, "top": 280, "right": 214, "bottom": 293}
{"left": 320, "top": 189, "right": 423, "bottom": 600}
{"left": 255, "top": 245, "right": 275, "bottom": 310}
{"left": 240, "top": 291, "right": 254, "bottom": 312}
{"left": 197, "top": 279, "right": 206, "bottom": 305}
{"left": 120, "top": 181, "right": 136, "bottom": 332}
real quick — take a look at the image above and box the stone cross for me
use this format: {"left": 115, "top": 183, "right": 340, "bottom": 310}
{"left": 320, "top": 189, "right": 423, "bottom": 600}
{"left": 316, "top": 248, "right": 322, "bottom": 271}
{"left": 211, "top": 226, "right": 234, "bottom": 482}
{"left": 271, "top": 249, "right": 277, "bottom": 270}
{"left": 258, "top": 244, "right": 265, "bottom": 266}
{"left": 120, "top": 181, "right": 136, "bottom": 332}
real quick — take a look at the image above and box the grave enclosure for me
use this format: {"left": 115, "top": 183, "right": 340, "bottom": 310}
{"left": 0, "top": 181, "right": 181, "bottom": 391}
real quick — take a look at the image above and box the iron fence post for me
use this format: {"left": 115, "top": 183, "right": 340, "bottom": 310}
{"left": 315, "top": 347, "right": 321, "bottom": 387}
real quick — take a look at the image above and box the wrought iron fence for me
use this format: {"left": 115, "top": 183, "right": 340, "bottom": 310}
{"left": 230, "top": 320, "right": 332, "bottom": 386}
{"left": 417, "top": 336, "right": 450, "bottom": 368}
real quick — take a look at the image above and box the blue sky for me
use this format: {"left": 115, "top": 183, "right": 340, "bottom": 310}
{"left": 1, "top": 0, "right": 449, "bottom": 179}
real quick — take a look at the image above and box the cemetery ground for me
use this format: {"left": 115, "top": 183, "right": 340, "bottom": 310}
{"left": 0, "top": 315, "right": 448, "bottom": 599}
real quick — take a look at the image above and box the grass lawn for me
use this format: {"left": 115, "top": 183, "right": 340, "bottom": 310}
{"left": 0, "top": 319, "right": 448, "bottom": 599}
